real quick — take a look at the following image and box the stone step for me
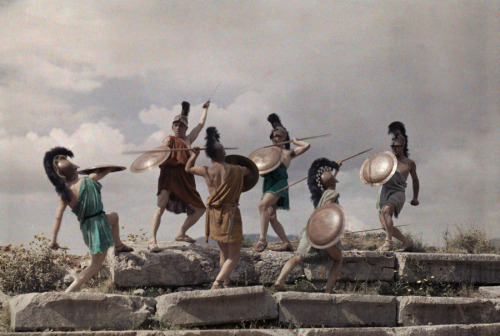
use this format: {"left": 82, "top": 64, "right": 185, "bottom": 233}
{"left": 108, "top": 242, "right": 500, "bottom": 288}
{"left": 7, "top": 290, "right": 500, "bottom": 331}
{"left": 2, "top": 323, "right": 500, "bottom": 336}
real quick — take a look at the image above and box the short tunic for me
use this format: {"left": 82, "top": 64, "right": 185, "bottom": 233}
{"left": 377, "top": 171, "right": 407, "bottom": 218}
{"left": 157, "top": 136, "right": 205, "bottom": 214}
{"left": 262, "top": 163, "right": 289, "bottom": 210}
{"left": 72, "top": 177, "right": 114, "bottom": 254}
{"left": 296, "top": 189, "right": 341, "bottom": 261}
{"left": 205, "top": 165, "right": 244, "bottom": 243}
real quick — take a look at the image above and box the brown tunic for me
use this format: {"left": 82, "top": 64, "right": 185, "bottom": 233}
{"left": 157, "top": 136, "right": 205, "bottom": 214}
{"left": 205, "top": 165, "right": 244, "bottom": 243}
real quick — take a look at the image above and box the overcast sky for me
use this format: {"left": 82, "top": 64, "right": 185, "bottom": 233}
{"left": 1, "top": 0, "right": 498, "bottom": 255}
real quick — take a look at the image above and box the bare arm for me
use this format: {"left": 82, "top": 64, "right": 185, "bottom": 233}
{"left": 187, "top": 100, "right": 210, "bottom": 143}
{"left": 89, "top": 168, "right": 113, "bottom": 181}
{"left": 239, "top": 166, "right": 251, "bottom": 176}
{"left": 291, "top": 138, "right": 310, "bottom": 158}
{"left": 409, "top": 161, "right": 420, "bottom": 205}
{"left": 50, "top": 198, "right": 67, "bottom": 250}
{"left": 185, "top": 147, "right": 207, "bottom": 177}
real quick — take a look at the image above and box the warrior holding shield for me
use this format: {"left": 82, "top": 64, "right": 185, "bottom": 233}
{"left": 149, "top": 101, "right": 210, "bottom": 252}
{"left": 376, "top": 122, "right": 420, "bottom": 252}
{"left": 253, "top": 113, "right": 310, "bottom": 252}
{"left": 43, "top": 147, "right": 133, "bottom": 292}
{"left": 274, "top": 158, "right": 343, "bottom": 293}
{"left": 185, "top": 127, "right": 257, "bottom": 289}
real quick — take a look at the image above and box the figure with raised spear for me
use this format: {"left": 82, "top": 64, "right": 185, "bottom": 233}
{"left": 252, "top": 114, "right": 310, "bottom": 252}
{"left": 148, "top": 100, "right": 210, "bottom": 252}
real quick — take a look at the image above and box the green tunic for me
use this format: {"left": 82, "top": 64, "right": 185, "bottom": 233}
{"left": 262, "top": 163, "right": 289, "bottom": 210}
{"left": 72, "top": 177, "right": 114, "bottom": 254}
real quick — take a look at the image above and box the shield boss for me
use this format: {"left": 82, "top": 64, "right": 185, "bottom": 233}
{"left": 306, "top": 203, "right": 345, "bottom": 249}
{"left": 359, "top": 151, "right": 398, "bottom": 187}
{"left": 225, "top": 154, "right": 260, "bottom": 192}
{"left": 248, "top": 146, "right": 283, "bottom": 175}
{"left": 130, "top": 145, "right": 171, "bottom": 173}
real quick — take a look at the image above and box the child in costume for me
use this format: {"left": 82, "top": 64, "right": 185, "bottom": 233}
{"left": 44, "top": 147, "right": 132, "bottom": 292}
{"left": 185, "top": 127, "right": 251, "bottom": 289}
{"left": 254, "top": 113, "right": 310, "bottom": 252}
{"left": 274, "top": 158, "right": 343, "bottom": 293}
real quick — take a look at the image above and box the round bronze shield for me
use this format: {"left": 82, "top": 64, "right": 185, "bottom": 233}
{"left": 130, "top": 145, "right": 171, "bottom": 173}
{"left": 248, "top": 146, "right": 283, "bottom": 175}
{"left": 225, "top": 154, "right": 260, "bottom": 192}
{"left": 78, "top": 165, "right": 126, "bottom": 175}
{"left": 306, "top": 202, "right": 345, "bottom": 249}
{"left": 359, "top": 151, "right": 398, "bottom": 187}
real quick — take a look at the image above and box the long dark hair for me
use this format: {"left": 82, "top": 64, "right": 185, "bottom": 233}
{"left": 205, "top": 126, "right": 221, "bottom": 160}
{"left": 307, "top": 158, "right": 339, "bottom": 208}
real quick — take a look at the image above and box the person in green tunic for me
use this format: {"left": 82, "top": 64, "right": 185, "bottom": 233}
{"left": 253, "top": 114, "right": 310, "bottom": 252}
{"left": 273, "top": 158, "right": 343, "bottom": 293}
{"left": 43, "top": 147, "right": 133, "bottom": 292}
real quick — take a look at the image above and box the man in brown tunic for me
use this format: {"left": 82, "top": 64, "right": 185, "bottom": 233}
{"left": 186, "top": 127, "right": 251, "bottom": 289}
{"left": 149, "top": 101, "right": 210, "bottom": 252}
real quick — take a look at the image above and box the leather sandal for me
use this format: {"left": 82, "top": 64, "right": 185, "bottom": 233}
{"left": 114, "top": 244, "right": 134, "bottom": 255}
{"left": 175, "top": 235, "right": 196, "bottom": 243}
{"left": 396, "top": 240, "right": 413, "bottom": 252}
{"left": 211, "top": 280, "right": 225, "bottom": 290}
{"left": 379, "top": 239, "right": 394, "bottom": 252}
{"left": 252, "top": 238, "right": 268, "bottom": 252}
{"left": 271, "top": 241, "right": 294, "bottom": 252}
{"left": 148, "top": 242, "right": 161, "bottom": 253}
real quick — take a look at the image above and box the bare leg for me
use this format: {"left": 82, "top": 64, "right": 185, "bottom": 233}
{"left": 325, "top": 246, "right": 342, "bottom": 293}
{"left": 214, "top": 242, "right": 241, "bottom": 286}
{"left": 258, "top": 193, "right": 282, "bottom": 239}
{"left": 268, "top": 205, "right": 290, "bottom": 243}
{"left": 217, "top": 242, "right": 230, "bottom": 286}
{"left": 178, "top": 207, "right": 206, "bottom": 237}
{"left": 106, "top": 212, "right": 123, "bottom": 246}
{"left": 66, "top": 251, "right": 107, "bottom": 292}
{"left": 274, "top": 255, "right": 304, "bottom": 288}
{"left": 381, "top": 204, "right": 411, "bottom": 246}
{"left": 150, "top": 190, "right": 170, "bottom": 245}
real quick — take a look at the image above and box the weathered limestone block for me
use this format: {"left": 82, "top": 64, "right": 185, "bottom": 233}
{"left": 398, "top": 296, "right": 500, "bottom": 326}
{"left": 479, "top": 286, "right": 500, "bottom": 298}
{"left": 156, "top": 286, "right": 277, "bottom": 327}
{"left": 304, "top": 251, "right": 395, "bottom": 282}
{"left": 108, "top": 242, "right": 218, "bottom": 287}
{"left": 9, "top": 292, "right": 155, "bottom": 331}
{"left": 109, "top": 242, "right": 303, "bottom": 287}
{"left": 275, "top": 292, "right": 397, "bottom": 327}
{"left": 396, "top": 253, "right": 500, "bottom": 283}
{"left": 233, "top": 250, "right": 303, "bottom": 285}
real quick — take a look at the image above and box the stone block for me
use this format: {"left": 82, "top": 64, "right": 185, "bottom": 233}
{"left": 275, "top": 292, "right": 397, "bottom": 327}
{"left": 479, "top": 286, "right": 500, "bottom": 298}
{"left": 396, "top": 253, "right": 500, "bottom": 284}
{"left": 304, "top": 251, "right": 395, "bottom": 282}
{"left": 398, "top": 296, "right": 500, "bottom": 326}
{"left": 156, "top": 286, "right": 277, "bottom": 327}
{"left": 9, "top": 292, "right": 155, "bottom": 331}
{"left": 108, "top": 242, "right": 219, "bottom": 287}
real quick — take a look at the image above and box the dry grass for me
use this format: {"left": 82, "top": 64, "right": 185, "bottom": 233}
{"left": 443, "top": 225, "right": 497, "bottom": 254}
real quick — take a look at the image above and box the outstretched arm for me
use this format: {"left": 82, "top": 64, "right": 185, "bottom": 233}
{"left": 187, "top": 100, "right": 210, "bottom": 143}
{"left": 239, "top": 166, "right": 251, "bottom": 176}
{"left": 291, "top": 138, "right": 310, "bottom": 158}
{"left": 89, "top": 168, "right": 113, "bottom": 181}
{"left": 185, "top": 147, "right": 206, "bottom": 177}
{"left": 409, "top": 161, "right": 420, "bottom": 205}
{"left": 50, "top": 198, "right": 67, "bottom": 250}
